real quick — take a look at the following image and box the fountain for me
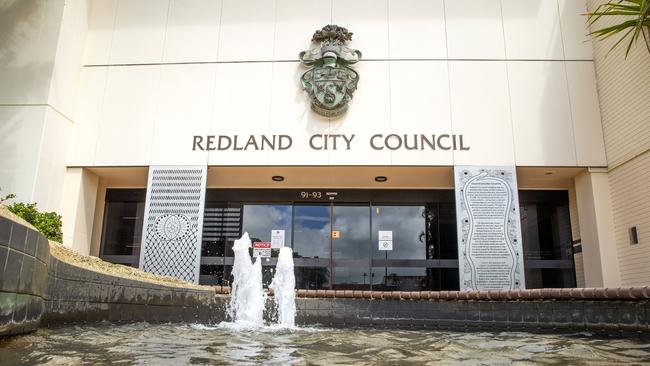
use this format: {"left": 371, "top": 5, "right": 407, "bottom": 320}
{"left": 229, "top": 232, "right": 265, "bottom": 327}
{"left": 269, "top": 246, "right": 296, "bottom": 327}
{"left": 3, "top": 237, "right": 647, "bottom": 364}
{"left": 228, "top": 232, "right": 296, "bottom": 328}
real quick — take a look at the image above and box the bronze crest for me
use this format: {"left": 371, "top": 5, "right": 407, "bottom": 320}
{"left": 300, "top": 25, "right": 361, "bottom": 117}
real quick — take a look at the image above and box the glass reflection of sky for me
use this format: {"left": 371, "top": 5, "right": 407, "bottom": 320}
{"left": 372, "top": 206, "right": 426, "bottom": 260}
{"left": 242, "top": 205, "right": 292, "bottom": 244}
{"left": 332, "top": 206, "right": 371, "bottom": 287}
{"left": 294, "top": 205, "right": 329, "bottom": 229}
{"left": 333, "top": 206, "right": 370, "bottom": 259}
{"left": 293, "top": 205, "right": 330, "bottom": 259}
{"left": 238, "top": 204, "right": 434, "bottom": 289}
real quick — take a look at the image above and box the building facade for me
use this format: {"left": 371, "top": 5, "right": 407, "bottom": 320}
{"left": 0, "top": 0, "right": 647, "bottom": 289}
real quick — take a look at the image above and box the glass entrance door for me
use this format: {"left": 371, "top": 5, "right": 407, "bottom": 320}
{"left": 291, "top": 203, "right": 372, "bottom": 290}
{"left": 290, "top": 203, "right": 431, "bottom": 291}
{"left": 332, "top": 205, "right": 371, "bottom": 290}
{"left": 371, "top": 205, "right": 428, "bottom": 291}
{"left": 293, "top": 204, "right": 331, "bottom": 289}
{"left": 198, "top": 188, "right": 464, "bottom": 290}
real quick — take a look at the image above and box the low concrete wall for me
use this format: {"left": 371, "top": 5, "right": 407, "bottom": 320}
{"left": 222, "top": 287, "right": 650, "bottom": 334}
{"left": 0, "top": 215, "right": 49, "bottom": 336}
{"left": 43, "top": 255, "right": 228, "bottom": 326}
{"left": 1, "top": 214, "right": 227, "bottom": 337}
{"left": 295, "top": 298, "right": 649, "bottom": 334}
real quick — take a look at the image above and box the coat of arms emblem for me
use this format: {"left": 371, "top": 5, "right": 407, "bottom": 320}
{"left": 299, "top": 25, "right": 361, "bottom": 117}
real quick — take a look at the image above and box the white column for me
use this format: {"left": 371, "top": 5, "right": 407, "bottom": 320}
{"left": 574, "top": 168, "right": 621, "bottom": 287}
{"left": 568, "top": 182, "right": 585, "bottom": 287}
{"left": 60, "top": 168, "right": 99, "bottom": 255}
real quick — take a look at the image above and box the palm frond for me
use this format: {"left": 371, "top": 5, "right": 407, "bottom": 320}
{"left": 586, "top": 0, "right": 650, "bottom": 58}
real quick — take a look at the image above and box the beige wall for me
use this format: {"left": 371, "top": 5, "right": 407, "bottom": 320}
{"left": 0, "top": 0, "right": 86, "bottom": 213}
{"left": 587, "top": 1, "right": 649, "bottom": 169}
{"left": 607, "top": 153, "right": 650, "bottom": 286}
{"left": 587, "top": 0, "right": 650, "bottom": 286}
{"left": 67, "top": 0, "right": 606, "bottom": 168}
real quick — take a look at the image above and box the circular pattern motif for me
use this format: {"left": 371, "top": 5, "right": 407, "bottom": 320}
{"left": 155, "top": 214, "right": 190, "bottom": 240}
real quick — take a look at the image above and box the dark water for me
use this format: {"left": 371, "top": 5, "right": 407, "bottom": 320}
{"left": 1, "top": 323, "right": 649, "bottom": 365}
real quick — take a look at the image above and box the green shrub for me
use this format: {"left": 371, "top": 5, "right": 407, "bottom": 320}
{"left": 0, "top": 187, "right": 15, "bottom": 204}
{"left": 8, "top": 202, "right": 63, "bottom": 242}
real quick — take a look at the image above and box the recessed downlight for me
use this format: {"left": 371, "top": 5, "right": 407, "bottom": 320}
{"left": 374, "top": 176, "right": 388, "bottom": 182}
{"left": 272, "top": 175, "right": 284, "bottom": 182}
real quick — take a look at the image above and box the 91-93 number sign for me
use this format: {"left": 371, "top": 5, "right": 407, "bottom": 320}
{"left": 299, "top": 191, "right": 322, "bottom": 199}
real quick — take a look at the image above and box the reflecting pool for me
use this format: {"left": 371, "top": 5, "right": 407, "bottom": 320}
{"left": 1, "top": 323, "right": 649, "bottom": 365}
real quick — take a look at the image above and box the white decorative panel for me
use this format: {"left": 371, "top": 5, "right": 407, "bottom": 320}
{"left": 140, "top": 166, "right": 207, "bottom": 284}
{"left": 455, "top": 166, "right": 525, "bottom": 291}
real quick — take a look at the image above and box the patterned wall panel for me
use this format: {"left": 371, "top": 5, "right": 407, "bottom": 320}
{"left": 454, "top": 166, "right": 525, "bottom": 291}
{"left": 139, "top": 166, "right": 207, "bottom": 284}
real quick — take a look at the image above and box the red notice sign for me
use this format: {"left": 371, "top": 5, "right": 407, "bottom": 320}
{"left": 253, "top": 241, "right": 272, "bottom": 258}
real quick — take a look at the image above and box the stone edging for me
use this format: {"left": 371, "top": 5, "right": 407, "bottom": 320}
{"left": 213, "top": 286, "right": 650, "bottom": 301}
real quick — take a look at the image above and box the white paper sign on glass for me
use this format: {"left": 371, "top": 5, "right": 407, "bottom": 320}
{"left": 378, "top": 231, "right": 393, "bottom": 251}
{"left": 378, "top": 231, "right": 393, "bottom": 241}
{"left": 454, "top": 166, "right": 525, "bottom": 291}
{"left": 378, "top": 240, "right": 393, "bottom": 251}
{"left": 271, "top": 229, "right": 285, "bottom": 248}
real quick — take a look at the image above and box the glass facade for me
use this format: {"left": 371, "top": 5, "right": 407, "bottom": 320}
{"left": 196, "top": 189, "right": 461, "bottom": 290}
{"left": 519, "top": 190, "right": 576, "bottom": 288}
{"left": 293, "top": 204, "right": 331, "bottom": 289}
{"left": 99, "top": 189, "right": 146, "bottom": 267}
{"left": 332, "top": 204, "right": 371, "bottom": 289}
{"left": 99, "top": 188, "right": 576, "bottom": 290}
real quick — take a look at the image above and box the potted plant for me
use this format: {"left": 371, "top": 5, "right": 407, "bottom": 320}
{"left": 587, "top": 0, "right": 650, "bottom": 58}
